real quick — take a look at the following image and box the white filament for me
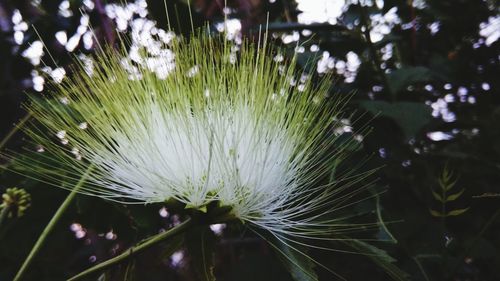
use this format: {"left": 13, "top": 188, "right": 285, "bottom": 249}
{"left": 80, "top": 102, "right": 301, "bottom": 224}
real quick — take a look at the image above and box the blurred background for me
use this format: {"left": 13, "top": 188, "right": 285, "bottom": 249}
{"left": 0, "top": 0, "right": 499, "bottom": 280}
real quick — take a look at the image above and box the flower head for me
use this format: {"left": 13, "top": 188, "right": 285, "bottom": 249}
{"left": 13, "top": 29, "right": 372, "bottom": 252}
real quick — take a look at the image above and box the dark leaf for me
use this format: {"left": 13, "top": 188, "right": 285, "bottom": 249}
{"left": 387, "top": 66, "right": 434, "bottom": 95}
{"left": 360, "top": 101, "right": 432, "bottom": 140}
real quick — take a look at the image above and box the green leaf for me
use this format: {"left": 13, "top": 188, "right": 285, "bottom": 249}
{"left": 359, "top": 101, "right": 432, "bottom": 140}
{"left": 446, "top": 189, "right": 465, "bottom": 202}
{"left": 254, "top": 230, "right": 319, "bottom": 281}
{"left": 429, "top": 209, "right": 444, "bottom": 217}
{"left": 439, "top": 177, "right": 458, "bottom": 191}
{"left": 446, "top": 208, "right": 469, "bottom": 216}
{"left": 344, "top": 239, "right": 410, "bottom": 281}
{"left": 185, "top": 226, "right": 217, "bottom": 281}
{"left": 430, "top": 207, "right": 469, "bottom": 217}
{"left": 431, "top": 189, "right": 444, "bottom": 202}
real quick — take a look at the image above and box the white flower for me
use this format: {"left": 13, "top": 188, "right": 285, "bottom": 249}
{"left": 17, "top": 32, "right": 371, "bottom": 250}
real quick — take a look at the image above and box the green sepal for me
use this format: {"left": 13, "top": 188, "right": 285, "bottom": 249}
{"left": 185, "top": 204, "right": 208, "bottom": 213}
{"left": 198, "top": 205, "right": 208, "bottom": 213}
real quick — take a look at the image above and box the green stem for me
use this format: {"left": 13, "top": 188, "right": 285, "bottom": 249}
{"left": 0, "top": 112, "right": 32, "bottom": 151}
{"left": 13, "top": 167, "right": 93, "bottom": 281}
{"left": 68, "top": 217, "right": 194, "bottom": 281}
{"left": 0, "top": 204, "right": 12, "bottom": 230}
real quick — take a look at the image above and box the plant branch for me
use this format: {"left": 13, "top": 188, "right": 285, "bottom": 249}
{"left": 13, "top": 166, "right": 93, "bottom": 281}
{"left": 68, "top": 218, "right": 194, "bottom": 281}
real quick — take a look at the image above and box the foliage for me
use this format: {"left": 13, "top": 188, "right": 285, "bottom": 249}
{"left": 0, "top": 0, "right": 499, "bottom": 280}
{"left": 429, "top": 166, "right": 469, "bottom": 218}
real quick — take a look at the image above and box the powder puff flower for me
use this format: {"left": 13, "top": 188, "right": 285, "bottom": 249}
{"left": 12, "top": 30, "right": 376, "bottom": 278}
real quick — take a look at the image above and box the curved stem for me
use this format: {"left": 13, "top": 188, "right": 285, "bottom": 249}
{"left": 68, "top": 218, "right": 194, "bottom": 281}
{"left": 13, "top": 166, "right": 93, "bottom": 281}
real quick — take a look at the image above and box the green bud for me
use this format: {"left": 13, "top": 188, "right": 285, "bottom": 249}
{"left": 0, "top": 187, "right": 31, "bottom": 218}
